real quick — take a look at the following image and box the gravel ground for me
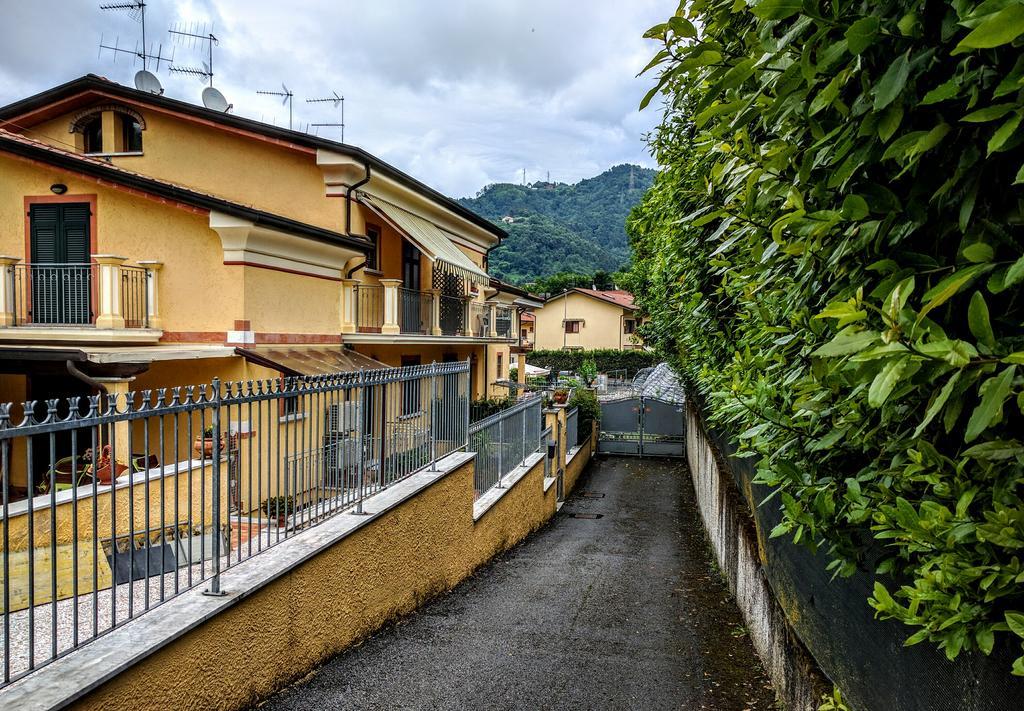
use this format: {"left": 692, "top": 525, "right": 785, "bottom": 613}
{"left": 0, "top": 555, "right": 229, "bottom": 681}
{"left": 256, "top": 457, "right": 778, "bottom": 711}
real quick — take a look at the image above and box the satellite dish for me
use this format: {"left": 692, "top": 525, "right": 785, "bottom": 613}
{"left": 134, "top": 70, "right": 163, "bottom": 95}
{"left": 202, "top": 86, "right": 230, "bottom": 112}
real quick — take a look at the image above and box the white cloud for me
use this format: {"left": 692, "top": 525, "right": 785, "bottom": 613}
{"left": 0, "top": 0, "right": 666, "bottom": 196}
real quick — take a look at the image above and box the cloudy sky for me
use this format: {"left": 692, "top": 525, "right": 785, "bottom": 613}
{"left": 0, "top": 1, "right": 667, "bottom": 197}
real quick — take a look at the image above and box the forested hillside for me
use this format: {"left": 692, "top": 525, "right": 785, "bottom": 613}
{"left": 459, "top": 164, "right": 655, "bottom": 283}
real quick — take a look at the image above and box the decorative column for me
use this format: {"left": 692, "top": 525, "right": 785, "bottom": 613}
{"left": 464, "top": 296, "right": 476, "bottom": 337}
{"left": 487, "top": 302, "right": 498, "bottom": 338}
{"left": 517, "top": 353, "right": 527, "bottom": 387}
{"left": 93, "top": 255, "right": 127, "bottom": 329}
{"left": 137, "top": 260, "right": 162, "bottom": 330}
{"left": 340, "top": 278, "right": 359, "bottom": 334}
{"left": 429, "top": 288, "right": 442, "bottom": 336}
{"left": 380, "top": 279, "right": 402, "bottom": 335}
{"left": 0, "top": 256, "right": 20, "bottom": 327}
{"left": 544, "top": 407, "right": 566, "bottom": 468}
{"left": 96, "top": 376, "right": 135, "bottom": 471}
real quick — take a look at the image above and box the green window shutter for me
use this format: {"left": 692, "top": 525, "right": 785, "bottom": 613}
{"left": 29, "top": 204, "right": 61, "bottom": 263}
{"left": 60, "top": 203, "right": 91, "bottom": 263}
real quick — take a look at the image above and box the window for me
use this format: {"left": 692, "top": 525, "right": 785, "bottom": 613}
{"left": 401, "top": 355, "right": 421, "bottom": 415}
{"left": 565, "top": 320, "right": 581, "bottom": 334}
{"left": 279, "top": 375, "right": 301, "bottom": 419}
{"left": 624, "top": 319, "right": 637, "bottom": 334}
{"left": 497, "top": 354, "right": 504, "bottom": 379}
{"left": 82, "top": 116, "right": 103, "bottom": 154}
{"left": 365, "top": 224, "right": 381, "bottom": 272}
{"left": 120, "top": 114, "right": 143, "bottom": 152}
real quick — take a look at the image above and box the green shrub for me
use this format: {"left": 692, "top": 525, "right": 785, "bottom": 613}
{"left": 630, "top": 0, "right": 1024, "bottom": 674}
{"left": 528, "top": 349, "right": 657, "bottom": 376}
{"left": 568, "top": 388, "right": 601, "bottom": 443}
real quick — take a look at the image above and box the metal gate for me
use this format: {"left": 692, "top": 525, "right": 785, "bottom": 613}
{"left": 599, "top": 396, "right": 685, "bottom": 456}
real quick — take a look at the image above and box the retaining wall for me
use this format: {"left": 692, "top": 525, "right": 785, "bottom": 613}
{"left": 686, "top": 401, "right": 1024, "bottom": 711}
{"left": 1, "top": 425, "right": 595, "bottom": 711}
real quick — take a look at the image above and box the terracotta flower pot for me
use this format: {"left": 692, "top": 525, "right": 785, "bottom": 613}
{"left": 553, "top": 391, "right": 569, "bottom": 404}
{"left": 94, "top": 461, "right": 128, "bottom": 484}
{"left": 193, "top": 436, "right": 223, "bottom": 458}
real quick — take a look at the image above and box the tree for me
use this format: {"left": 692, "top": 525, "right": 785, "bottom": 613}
{"left": 631, "top": 0, "right": 1024, "bottom": 674}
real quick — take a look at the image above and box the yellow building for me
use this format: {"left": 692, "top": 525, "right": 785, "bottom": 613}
{"left": 533, "top": 288, "right": 642, "bottom": 351}
{"left": 0, "top": 74, "right": 524, "bottom": 499}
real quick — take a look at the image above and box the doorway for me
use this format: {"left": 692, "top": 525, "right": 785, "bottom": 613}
{"left": 28, "top": 202, "right": 92, "bottom": 325}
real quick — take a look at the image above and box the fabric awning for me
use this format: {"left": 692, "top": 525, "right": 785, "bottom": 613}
{"left": 359, "top": 195, "right": 491, "bottom": 286}
{"left": 236, "top": 346, "right": 388, "bottom": 377}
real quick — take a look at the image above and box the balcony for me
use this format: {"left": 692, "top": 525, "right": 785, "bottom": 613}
{"left": 0, "top": 256, "right": 162, "bottom": 343}
{"left": 341, "top": 279, "right": 516, "bottom": 342}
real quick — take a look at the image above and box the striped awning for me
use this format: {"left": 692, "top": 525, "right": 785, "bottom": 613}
{"left": 359, "top": 195, "right": 491, "bottom": 286}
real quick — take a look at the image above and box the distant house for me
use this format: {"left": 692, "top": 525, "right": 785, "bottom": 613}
{"left": 500, "top": 216, "right": 515, "bottom": 224}
{"left": 533, "top": 288, "right": 642, "bottom": 351}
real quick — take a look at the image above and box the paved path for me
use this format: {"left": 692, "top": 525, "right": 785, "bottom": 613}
{"left": 256, "top": 457, "right": 776, "bottom": 710}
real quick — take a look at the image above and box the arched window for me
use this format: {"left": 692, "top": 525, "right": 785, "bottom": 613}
{"left": 82, "top": 116, "right": 103, "bottom": 154}
{"left": 119, "top": 113, "right": 143, "bottom": 152}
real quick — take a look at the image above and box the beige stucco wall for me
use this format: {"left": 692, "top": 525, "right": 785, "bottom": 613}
{"left": 30, "top": 108, "right": 343, "bottom": 233}
{"left": 533, "top": 292, "right": 637, "bottom": 351}
{"left": 0, "top": 153, "right": 242, "bottom": 335}
{"left": 69, "top": 424, "right": 593, "bottom": 711}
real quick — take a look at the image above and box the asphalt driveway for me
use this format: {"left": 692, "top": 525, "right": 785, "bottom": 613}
{"left": 256, "top": 457, "right": 776, "bottom": 710}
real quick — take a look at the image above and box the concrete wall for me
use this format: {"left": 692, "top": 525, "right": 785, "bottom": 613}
{"left": 685, "top": 402, "right": 828, "bottom": 711}
{"left": 2, "top": 419, "right": 597, "bottom": 710}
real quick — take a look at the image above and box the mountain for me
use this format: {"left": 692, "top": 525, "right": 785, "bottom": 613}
{"left": 458, "top": 164, "right": 656, "bottom": 284}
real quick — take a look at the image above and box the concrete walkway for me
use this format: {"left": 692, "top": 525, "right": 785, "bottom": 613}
{"left": 256, "top": 457, "right": 776, "bottom": 710}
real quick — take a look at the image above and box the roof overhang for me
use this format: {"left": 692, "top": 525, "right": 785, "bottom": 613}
{"left": 0, "top": 75, "right": 505, "bottom": 243}
{"left": 235, "top": 345, "right": 388, "bottom": 377}
{"left": 210, "top": 211, "right": 365, "bottom": 280}
{"left": 0, "top": 129, "right": 371, "bottom": 258}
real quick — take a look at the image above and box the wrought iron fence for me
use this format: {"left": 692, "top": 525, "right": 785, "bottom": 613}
{"left": 0, "top": 361, "right": 469, "bottom": 687}
{"left": 355, "top": 285, "right": 384, "bottom": 333}
{"left": 468, "top": 395, "right": 543, "bottom": 496}
{"left": 12, "top": 263, "right": 96, "bottom": 326}
{"left": 120, "top": 265, "right": 149, "bottom": 329}
{"left": 566, "top": 407, "right": 579, "bottom": 455}
{"left": 398, "top": 288, "right": 431, "bottom": 335}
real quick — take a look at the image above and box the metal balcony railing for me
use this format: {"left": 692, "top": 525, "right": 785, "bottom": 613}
{"left": 439, "top": 294, "right": 466, "bottom": 336}
{"left": 355, "top": 285, "right": 384, "bottom": 333}
{"left": 494, "top": 305, "right": 514, "bottom": 339}
{"left": 10, "top": 263, "right": 150, "bottom": 328}
{"left": 399, "top": 288, "right": 431, "bottom": 335}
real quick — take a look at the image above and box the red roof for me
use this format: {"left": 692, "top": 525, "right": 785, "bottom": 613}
{"left": 572, "top": 288, "right": 636, "bottom": 310}
{"left": 521, "top": 312, "right": 535, "bottom": 323}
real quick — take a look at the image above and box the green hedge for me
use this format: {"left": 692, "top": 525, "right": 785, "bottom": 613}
{"left": 629, "top": 0, "right": 1024, "bottom": 675}
{"left": 527, "top": 349, "right": 658, "bottom": 375}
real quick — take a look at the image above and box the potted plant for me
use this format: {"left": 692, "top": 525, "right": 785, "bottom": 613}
{"left": 86, "top": 444, "right": 128, "bottom": 484}
{"left": 262, "top": 495, "right": 295, "bottom": 527}
{"left": 552, "top": 388, "right": 569, "bottom": 405}
{"left": 193, "top": 425, "right": 224, "bottom": 458}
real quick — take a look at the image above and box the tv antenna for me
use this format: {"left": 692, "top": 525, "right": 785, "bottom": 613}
{"left": 306, "top": 91, "right": 345, "bottom": 142}
{"left": 98, "top": 2, "right": 171, "bottom": 72}
{"left": 168, "top": 23, "right": 218, "bottom": 87}
{"left": 257, "top": 84, "right": 293, "bottom": 129}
